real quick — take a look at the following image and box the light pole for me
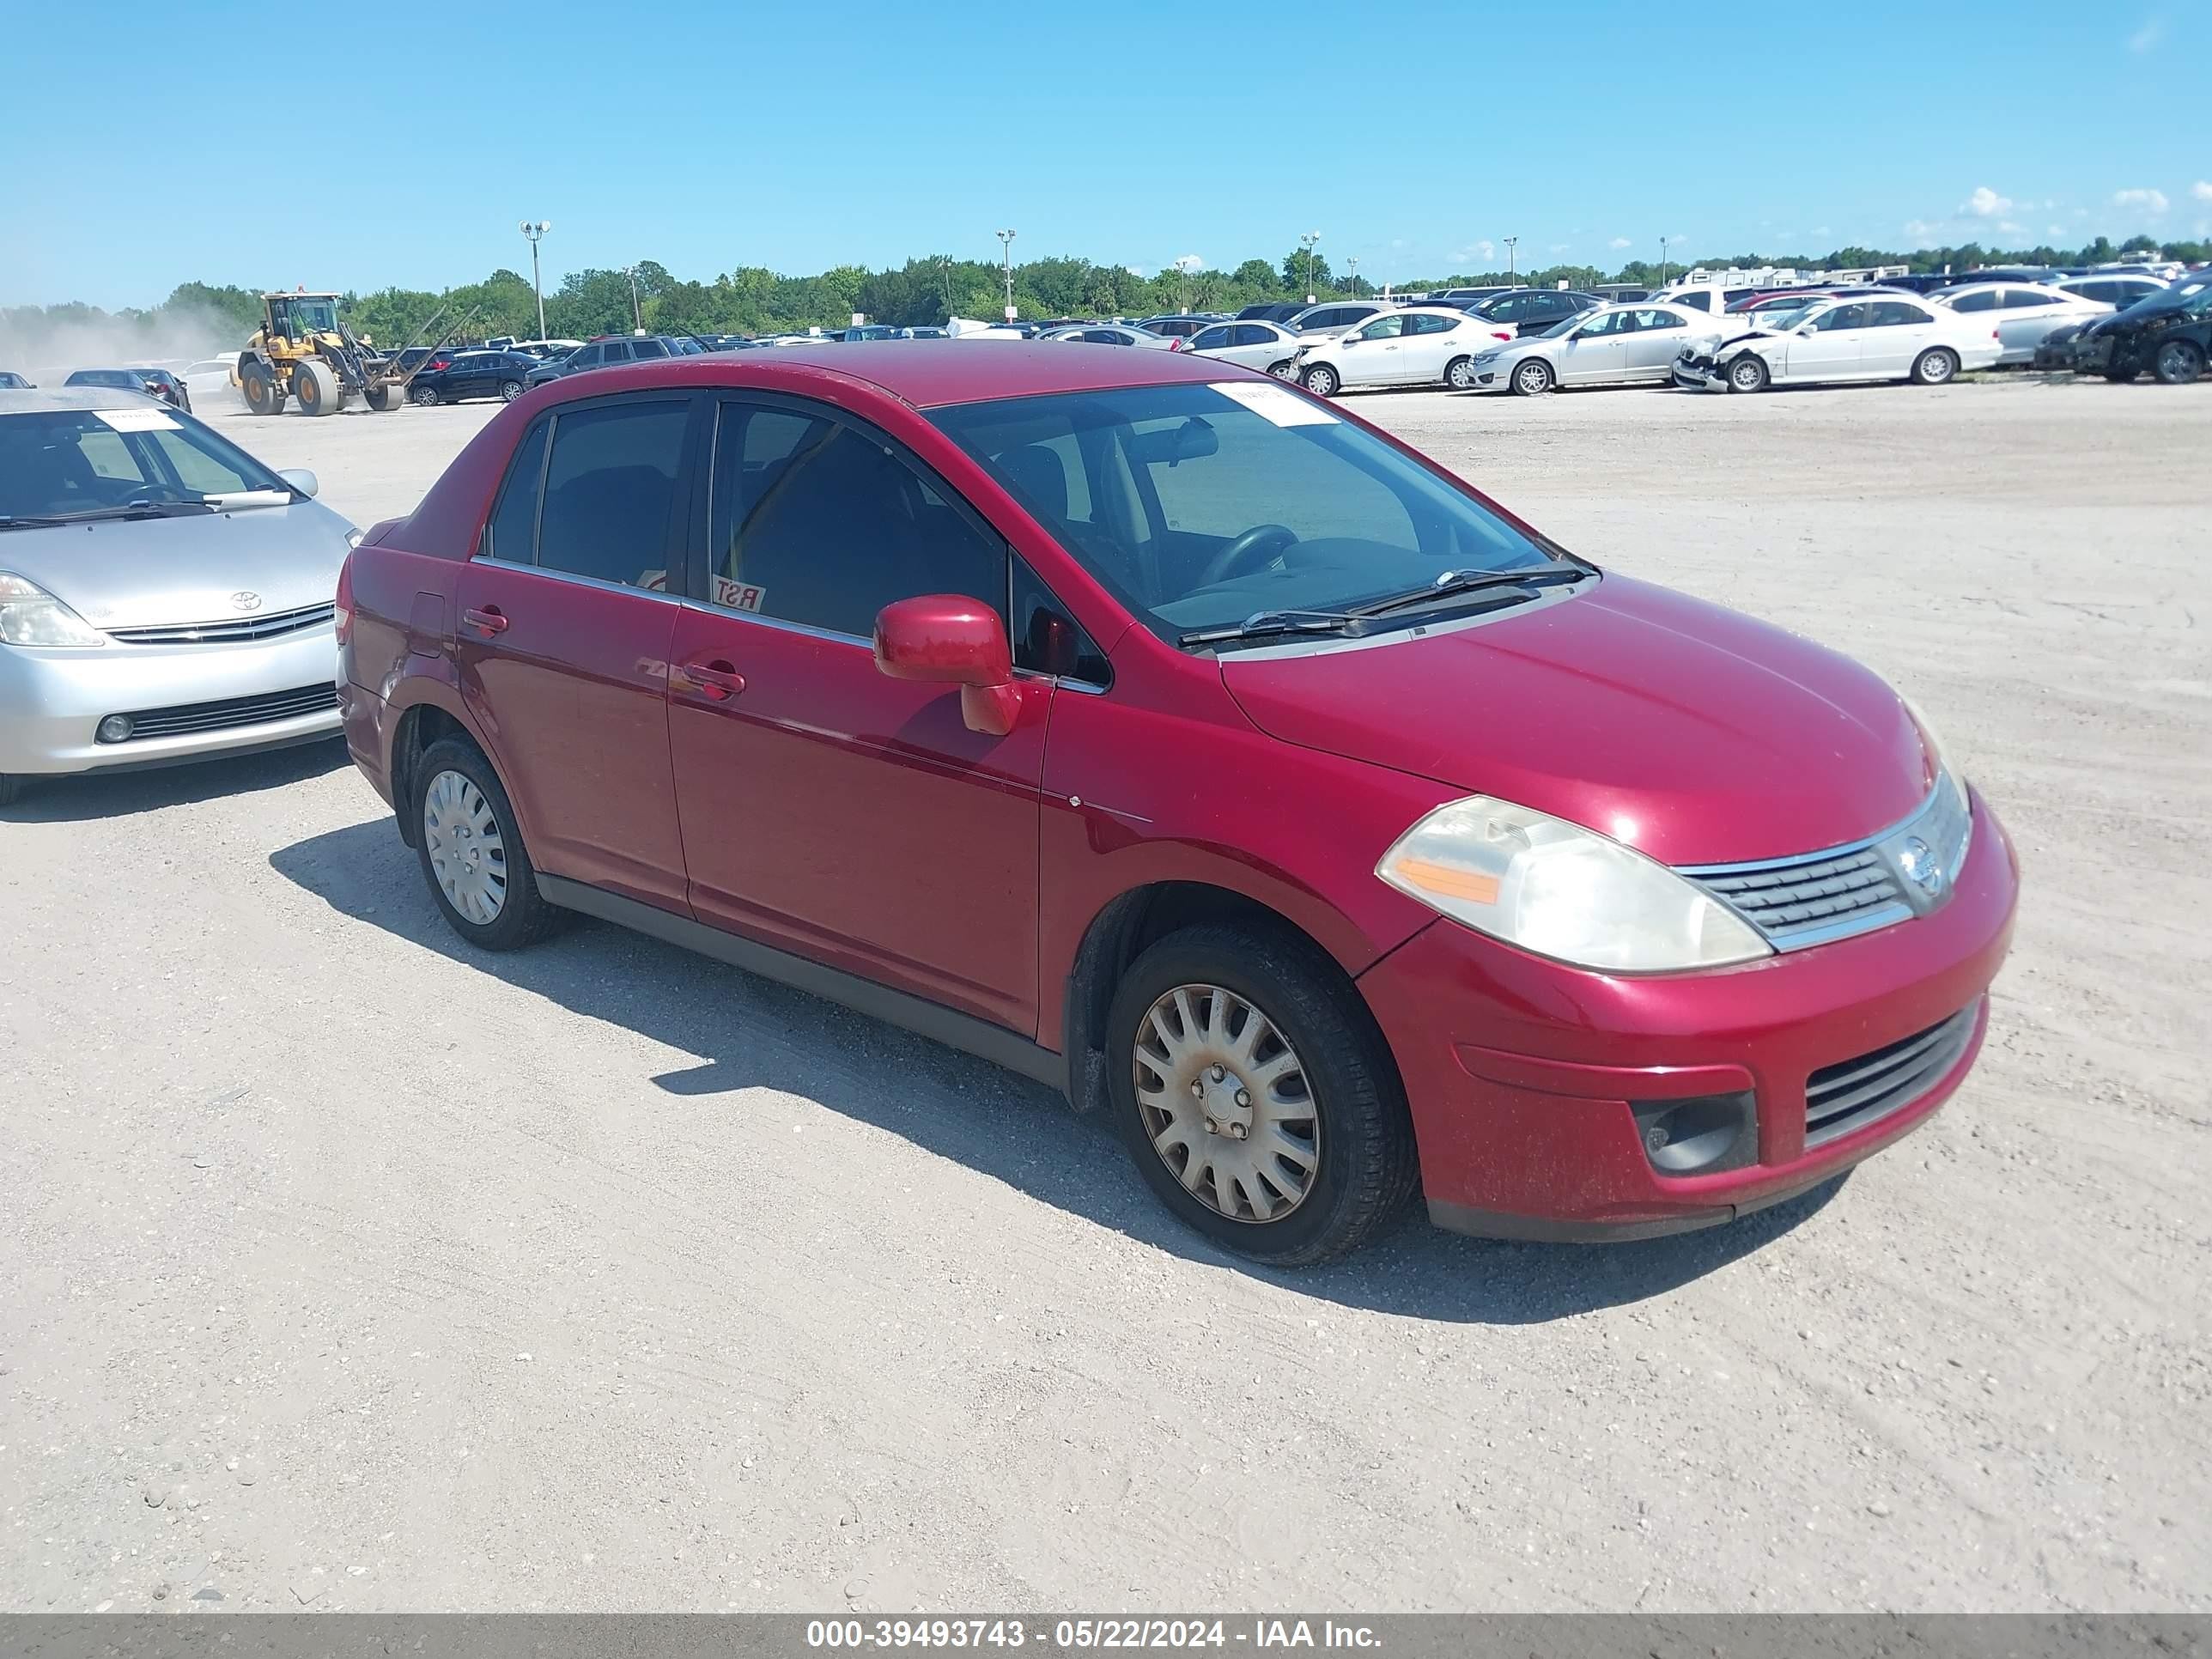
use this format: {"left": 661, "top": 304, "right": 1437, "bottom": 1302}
{"left": 1659, "top": 236, "right": 1670, "bottom": 288}
{"left": 938, "top": 257, "right": 952, "bottom": 322}
{"left": 623, "top": 265, "right": 642, "bottom": 334}
{"left": 1299, "top": 230, "right": 1321, "bottom": 303}
{"left": 996, "top": 229, "right": 1017, "bottom": 322}
{"left": 519, "top": 221, "right": 550, "bottom": 337}
{"left": 1346, "top": 255, "right": 1359, "bottom": 297}
{"left": 1504, "top": 236, "right": 1518, "bottom": 280}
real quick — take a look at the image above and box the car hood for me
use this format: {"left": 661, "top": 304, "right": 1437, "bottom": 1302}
{"left": 1, "top": 499, "right": 355, "bottom": 630}
{"left": 1218, "top": 574, "right": 1933, "bottom": 866}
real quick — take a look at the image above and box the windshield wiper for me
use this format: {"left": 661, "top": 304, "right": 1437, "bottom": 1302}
{"left": 1177, "top": 608, "right": 1367, "bottom": 647}
{"left": 3, "top": 501, "right": 215, "bottom": 529}
{"left": 0, "top": 514, "right": 74, "bottom": 531}
{"left": 1352, "top": 564, "right": 1583, "bottom": 619}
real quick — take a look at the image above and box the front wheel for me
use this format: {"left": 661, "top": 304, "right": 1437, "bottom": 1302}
{"left": 1510, "top": 358, "right": 1553, "bottom": 396}
{"left": 1267, "top": 359, "right": 1296, "bottom": 380}
{"left": 1108, "top": 925, "right": 1419, "bottom": 1266}
{"left": 412, "top": 738, "right": 563, "bottom": 951}
{"left": 410, "top": 384, "right": 440, "bottom": 406}
{"left": 1300, "top": 363, "right": 1339, "bottom": 398}
{"left": 241, "top": 364, "right": 284, "bottom": 416}
{"left": 1727, "top": 354, "right": 1771, "bottom": 392}
{"left": 2154, "top": 340, "right": 2204, "bottom": 386}
{"left": 1910, "top": 347, "right": 1959, "bottom": 386}
{"left": 1444, "top": 356, "right": 1479, "bottom": 391}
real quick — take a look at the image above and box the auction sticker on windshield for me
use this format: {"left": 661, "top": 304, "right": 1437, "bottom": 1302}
{"left": 1209, "top": 381, "right": 1337, "bottom": 426}
{"left": 93, "top": 406, "right": 179, "bottom": 431}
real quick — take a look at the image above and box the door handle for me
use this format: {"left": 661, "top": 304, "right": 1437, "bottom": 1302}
{"left": 462, "top": 605, "right": 508, "bottom": 637}
{"left": 674, "top": 659, "right": 745, "bottom": 702}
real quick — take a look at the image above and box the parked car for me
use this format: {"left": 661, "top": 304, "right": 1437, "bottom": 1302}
{"left": 896, "top": 327, "right": 949, "bottom": 340}
{"left": 0, "top": 388, "right": 360, "bottom": 805}
{"left": 0, "top": 372, "right": 32, "bottom": 389}
{"left": 336, "top": 343, "right": 2016, "bottom": 1262}
{"left": 64, "top": 367, "right": 191, "bottom": 413}
{"left": 523, "top": 335, "right": 680, "bottom": 388}
{"left": 1929, "top": 283, "right": 2112, "bottom": 367}
{"left": 1234, "top": 302, "right": 1308, "bottom": 324}
{"left": 1135, "top": 316, "right": 1216, "bottom": 340}
{"left": 1038, "top": 325, "right": 1180, "bottom": 349}
{"left": 1185, "top": 320, "right": 1304, "bottom": 378}
{"left": 179, "top": 357, "right": 246, "bottom": 404}
{"left": 1463, "top": 304, "right": 1725, "bottom": 395}
{"left": 2055, "top": 275, "right": 2169, "bottom": 311}
{"left": 507, "top": 338, "right": 586, "bottom": 360}
{"left": 1433, "top": 286, "right": 1517, "bottom": 303}
{"left": 1284, "top": 301, "right": 1395, "bottom": 338}
{"left": 1292, "top": 307, "right": 1507, "bottom": 394}
{"left": 409, "top": 349, "right": 542, "bottom": 406}
{"left": 1465, "top": 289, "right": 1603, "bottom": 337}
{"left": 1674, "top": 296, "right": 2001, "bottom": 392}
{"left": 839, "top": 325, "right": 900, "bottom": 343}
{"left": 2065, "top": 277, "right": 2212, "bottom": 384}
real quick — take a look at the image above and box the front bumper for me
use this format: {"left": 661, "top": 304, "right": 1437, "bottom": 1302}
{"left": 1672, "top": 357, "right": 1728, "bottom": 392}
{"left": 1357, "top": 789, "right": 2019, "bottom": 1239}
{"left": 0, "top": 627, "right": 342, "bottom": 775}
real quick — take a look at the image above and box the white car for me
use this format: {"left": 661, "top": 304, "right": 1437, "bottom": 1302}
{"left": 1462, "top": 303, "right": 1725, "bottom": 395}
{"left": 1037, "top": 325, "right": 1179, "bottom": 349}
{"left": 1185, "top": 319, "right": 1304, "bottom": 378}
{"left": 1929, "top": 283, "right": 2112, "bottom": 367}
{"left": 179, "top": 357, "right": 246, "bottom": 406}
{"left": 1291, "top": 307, "right": 1510, "bottom": 396}
{"left": 1673, "top": 295, "right": 2001, "bottom": 392}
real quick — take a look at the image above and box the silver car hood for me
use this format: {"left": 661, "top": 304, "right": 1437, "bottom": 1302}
{"left": 0, "top": 499, "right": 356, "bottom": 630}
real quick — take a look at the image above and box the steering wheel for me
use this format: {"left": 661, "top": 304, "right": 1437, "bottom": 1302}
{"left": 1197, "top": 523, "right": 1298, "bottom": 587}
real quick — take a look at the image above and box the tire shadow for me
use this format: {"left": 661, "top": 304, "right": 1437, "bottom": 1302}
{"left": 270, "top": 817, "right": 1841, "bottom": 1325}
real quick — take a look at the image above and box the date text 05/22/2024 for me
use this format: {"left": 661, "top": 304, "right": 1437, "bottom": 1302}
{"left": 805, "top": 1619, "right": 1382, "bottom": 1650}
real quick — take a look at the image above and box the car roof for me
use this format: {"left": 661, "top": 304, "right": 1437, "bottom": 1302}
{"left": 0, "top": 386, "right": 153, "bottom": 414}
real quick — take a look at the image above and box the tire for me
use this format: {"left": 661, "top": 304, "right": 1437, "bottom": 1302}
{"left": 1444, "top": 355, "right": 1479, "bottom": 391}
{"left": 2154, "top": 340, "right": 2204, "bottom": 386}
{"left": 411, "top": 737, "right": 563, "bottom": 951}
{"left": 1727, "top": 354, "right": 1771, "bottom": 393}
{"left": 241, "top": 363, "right": 284, "bottom": 416}
{"left": 1267, "top": 359, "right": 1296, "bottom": 380}
{"left": 1300, "top": 363, "right": 1340, "bottom": 398}
{"left": 410, "top": 384, "right": 439, "bottom": 406}
{"left": 1510, "top": 357, "right": 1553, "bottom": 396}
{"left": 294, "top": 359, "right": 341, "bottom": 416}
{"left": 364, "top": 382, "right": 401, "bottom": 411}
{"left": 0, "top": 774, "right": 23, "bottom": 807}
{"left": 1910, "top": 347, "right": 1959, "bottom": 386}
{"left": 1107, "top": 923, "right": 1419, "bottom": 1266}
{"left": 499, "top": 379, "right": 526, "bottom": 402}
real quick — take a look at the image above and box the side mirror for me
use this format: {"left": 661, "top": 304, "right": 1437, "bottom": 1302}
{"left": 278, "top": 467, "right": 319, "bottom": 498}
{"left": 1797, "top": 325, "right": 1817, "bottom": 337}
{"left": 873, "top": 594, "right": 1019, "bottom": 737}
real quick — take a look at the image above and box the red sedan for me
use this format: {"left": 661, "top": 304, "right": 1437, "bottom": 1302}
{"left": 337, "top": 343, "right": 2016, "bottom": 1263}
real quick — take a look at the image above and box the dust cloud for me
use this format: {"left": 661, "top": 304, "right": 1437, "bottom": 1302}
{"left": 0, "top": 303, "right": 250, "bottom": 386}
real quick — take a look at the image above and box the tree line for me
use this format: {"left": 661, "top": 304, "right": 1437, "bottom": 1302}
{"left": 6, "top": 234, "right": 2203, "bottom": 356}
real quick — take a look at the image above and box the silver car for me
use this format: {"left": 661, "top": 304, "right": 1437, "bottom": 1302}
{"left": 0, "top": 389, "right": 358, "bottom": 804}
{"left": 1185, "top": 319, "right": 1304, "bottom": 378}
{"left": 1929, "top": 282, "right": 2112, "bottom": 367}
{"left": 1463, "top": 303, "right": 1725, "bottom": 394}
{"left": 1036, "top": 325, "right": 1179, "bottom": 349}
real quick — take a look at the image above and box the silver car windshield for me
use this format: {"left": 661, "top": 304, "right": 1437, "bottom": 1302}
{"left": 1, "top": 409, "right": 289, "bottom": 524}
{"left": 932, "top": 380, "right": 1572, "bottom": 641}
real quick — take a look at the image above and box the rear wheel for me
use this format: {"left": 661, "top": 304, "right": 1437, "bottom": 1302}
{"left": 1444, "top": 355, "right": 1479, "bottom": 391}
{"left": 499, "top": 379, "right": 526, "bottom": 402}
{"left": 2154, "top": 340, "right": 2204, "bottom": 386}
{"left": 1910, "top": 347, "right": 1959, "bottom": 386}
{"left": 1510, "top": 357, "right": 1554, "bottom": 396}
{"left": 412, "top": 738, "right": 562, "bottom": 951}
{"left": 241, "top": 363, "right": 284, "bottom": 416}
{"left": 1108, "top": 924, "right": 1419, "bottom": 1266}
{"left": 294, "top": 359, "right": 341, "bottom": 416}
{"left": 1728, "top": 354, "right": 1771, "bottom": 392}
{"left": 363, "top": 382, "right": 401, "bottom": 411}
{"left": 410, "top": 383, "right": 440, "bottom": 406}
{"left": 1300, "top": 362, "right": 1339, "bottom": 397}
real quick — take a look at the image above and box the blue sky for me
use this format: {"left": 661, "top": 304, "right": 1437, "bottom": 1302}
{"left": 2, "top": 0, "right": 2205, "bottom": 308}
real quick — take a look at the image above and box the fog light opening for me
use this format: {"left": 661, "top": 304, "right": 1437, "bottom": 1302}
{"left": 96, "top": 714, "right": 134, "bottom": 744}
{"left": 1631, "top": 1091, "right": 1758, "bottom": 1176}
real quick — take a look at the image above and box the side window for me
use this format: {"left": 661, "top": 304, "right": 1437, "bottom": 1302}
{"left": 1190, "top": 326, "right": 1231, "bottom": 350}
{"left": 483, "top": 417, "right": 550, "bottom": 562}
{"left": 534, "top": 399, "right": 687, "bottom": 588}
{"left": 1948, "top": 290, "right": 1997, "bottom": 313}
{"left": 1867, "top": 301, "right": 1929, "bottom": 326}
{"left": 1632, "top": 309, "right": 1684, "bottom": 331}
{"left": 2002, "top": 289, "right": 2058, "bottom": 308}
{"left": 632, "top": 338, "right": 670, "bottom": 359}
{"left": 1576, "top": 311, "right": 1626, "bottom": 337}
{"left": 1080, "top": 330, "right": 1126, "bottom": 345}
{"left": 571, "top": 344, "right": 604, "bottom": 368}
{"left": 707, "top": 402, "right": 1005, "bottom": 638}
{"left": 1231, "top": 325, "right": 1271, "bottom": 347}
{"left": 1012, "top": 556, "right": 1110, "bottom": 685}
{"left": 1406, "top": 313, "right": 1453, "bottom": 336}
{"left": 1674, "top": 292, "right": 1711, "bottom": 313}
{"left": 1352, "top": 314, "right": 1406, "bottom": 340}
{"left": 1814, "top": 304, "right": 1869, "bottom": 331}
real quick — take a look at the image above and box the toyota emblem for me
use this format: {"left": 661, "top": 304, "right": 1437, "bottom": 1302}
{"left": 1897, "top": 836, "right": 1943, "bottom": 896}
{"left": 231, "top": 591, "right": 264, "bottom": 612}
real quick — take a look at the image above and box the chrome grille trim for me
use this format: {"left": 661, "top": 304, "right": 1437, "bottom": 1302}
{"left": 1678, "top": 772, "right": 1972, "bottom": 952}
{"left": 106, "top": 682, "right": 339, "bottom": 742}
{"left": 1804, "top": 1002, "right": 1980, "bottom": 1147}
{"left": 108, "top": 603, "right": 336, "bottom": 646}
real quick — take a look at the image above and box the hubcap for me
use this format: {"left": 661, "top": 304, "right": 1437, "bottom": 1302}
{"left": 1133, "top": 984, "right": 1319, "bottom": 1224}
{"left": 1925, "top": 353, "right": 1953, "bottom": 382}
{"left": 1517, "top": 363, "right": 1547, "bottom": 392}
{"left": 1734, "top": 362, "right": 1761, "bottom": 388}
{"left": 422, "top": 769, "right": 508, "bottom": 925}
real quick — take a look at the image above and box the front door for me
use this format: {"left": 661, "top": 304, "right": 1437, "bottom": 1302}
{"left": 1340, "top": 313, "right": 1409, "bottom": 385}
{"left": 453, "top": 393, "right": 697, "bottom": 910}
{"left": 665, "top": 398, "right": 1051, "bottom": 1034}
{"left": 1783, "top": 301, "right": 1869, "bottom": 382}
{"left": 1555, "top": 309, "right": 1633, "bottom": 384}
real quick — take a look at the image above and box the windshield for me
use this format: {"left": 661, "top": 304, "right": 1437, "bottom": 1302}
{"left": 0, "top": 406, "right": 289, "bottom": 521}
{"left": 931, "top": 380, "right": 1572, "bottom": 642}
{"left": 276, "top": 298, "right": 339, "bottom": 335}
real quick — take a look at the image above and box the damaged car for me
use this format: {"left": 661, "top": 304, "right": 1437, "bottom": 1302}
{"left": 1673, "top": 295, "right": 2001, "bottom": 392}
{"left": 2062, "top": 276, "right": 2212, "bottom": 385}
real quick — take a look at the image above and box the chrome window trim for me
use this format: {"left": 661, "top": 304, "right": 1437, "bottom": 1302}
{"left": 475, "top": 554, "right": 688, "bottom": 607}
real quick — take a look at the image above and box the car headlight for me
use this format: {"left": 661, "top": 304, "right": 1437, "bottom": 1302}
{"left": 1376, "top": 796, "right": 1770, "bottom": 972}
{"left": 0, "top": 572, "right": 107, "bottom": 647}
{"left": 346, "top": 526, "right": 364, "bottom": 549}
{"left": 1473, "top": 349, "right": 1501, "bottom": 364}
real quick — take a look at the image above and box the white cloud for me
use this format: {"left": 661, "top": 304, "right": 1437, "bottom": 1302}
{"left": 1548, "top": 243, "right": 1570, "bottom": 254}
{"left": 1451, "top": 240, "right": 1496, "bottom": 264}
{"left": 1904, "top": 219, "right": 1942, "bottom": 243}
{"left": 1171, "top": 254, "right": 1204, "bottom": 273}
{"left": 2112, "top": 187, "right": 2170, "bottom": 216}
{"left": 2048, "top": 223, "right": 2065, "bottom": 235}
{"left": 2127, "top": 15, "right": 2164, "bottom": 50}
{"left": 2193, "top": 180, "right": 2212, "bottom": 203}
{"left": 1608, "top": 236, "right": 1632, "bottom": 250}
{"left": 1997, "top": 221, "right": 2024, "bottom": 234}
{"left": 1963, "top": 186, "right": 2013, "bottom": 217}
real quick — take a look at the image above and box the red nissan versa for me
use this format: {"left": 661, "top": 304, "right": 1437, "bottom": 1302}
{"left": 337, "top": 344, "right": 2017, "bottom": 1265}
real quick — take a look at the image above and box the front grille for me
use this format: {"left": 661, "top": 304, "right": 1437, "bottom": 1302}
{"left": 107, "top": 603, "right": 335, "bottom": 646}
{"left": 104, "top": 682, "right": 338, "bottom": 742}
{"left": 1804, "top": 1003, "right": 1980, "bottom": 1147}
{"left": 1689, "top": 844, "right": 1913, "bottom": 948}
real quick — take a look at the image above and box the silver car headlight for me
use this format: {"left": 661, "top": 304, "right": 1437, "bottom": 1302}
{"left": 0, "top": 572, "right": 107, "bottom": 647}
{"left": 1473, "top": 349, "right": 1501, "bottom": 364}
{"left": 1377, "top": 796, "right": 1771, "bottom": 972}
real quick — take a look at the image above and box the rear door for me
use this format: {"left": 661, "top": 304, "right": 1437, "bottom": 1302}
{"left": 1624, "top": 307, "right": 1689, "bottom": 378}
{"left": 1395, "top": 313, "right": 1460, "bottom": 380}
{"left": 664, "top": 397, "right": 1051, "bottom": 1032}
{"left": 1861, "top": 299, "right": 1936, "bottom": 374}
{"left": 453, "top": 392, "right": 696, "bottom": 909}
{"left": 1994, "top": 287, "right": 2067, "bottom": 361}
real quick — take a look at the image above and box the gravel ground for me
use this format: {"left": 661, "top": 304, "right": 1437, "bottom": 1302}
{"left": 3, "top": 375, "right": 2207, "bottom": 1614}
